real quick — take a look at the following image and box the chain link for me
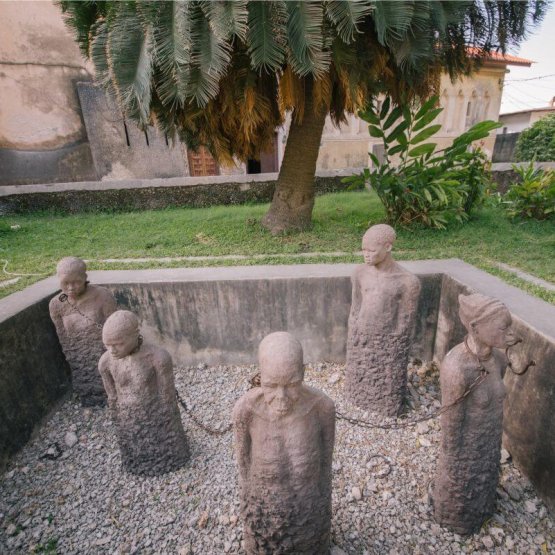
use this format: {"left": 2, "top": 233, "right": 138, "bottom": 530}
{"left": 336, "top": 369, "right": 488, "bottom": 430}
{"left": 58, "top": 293, "right": 104, "bottom": 330}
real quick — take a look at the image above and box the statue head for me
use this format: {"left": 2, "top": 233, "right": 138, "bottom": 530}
{"left": 458, "top": 293, "right": 518, "bottom": 349}
{"left": 362, "top": 224, "right": 396, "bottom": 267}
{"left": 258, "top": 332, "right": 304, "bottom": 417}
{"left": 57, "top": 257, "right": 88, "bottom": 300}
{"left": 102, "top": 310, "right": 141, "bottom": 359}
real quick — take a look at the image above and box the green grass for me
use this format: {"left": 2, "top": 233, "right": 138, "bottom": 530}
{"left": 1, "top": 191, "right": 554, "bottom": 302}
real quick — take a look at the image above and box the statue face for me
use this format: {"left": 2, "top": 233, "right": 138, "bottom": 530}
{"left": 59, "top": 271, "right": 87, "bottom": 300}
{"left": 103, "top": 331, "right": 139, "bottom": 359}
{"left": 473, "top": 310, "right": 517, "bottom": 349}
{"left": 362, "top": 238, "right": 391, "bottom": 266}
{"left": 261, "top": 367, "right": 303, "bottom": 417}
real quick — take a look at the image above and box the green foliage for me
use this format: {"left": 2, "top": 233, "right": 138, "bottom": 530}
{"left": 503, "top": 162, "right": 555, "bottom": 220}
{"left": 514, "top": 113, "right": 555, "bottom": 162}
{"left": 58, "top": 0, "right": 546, "bottom": 163}
{"left": 346, "top": 96, "right": 499, "bottom": 229}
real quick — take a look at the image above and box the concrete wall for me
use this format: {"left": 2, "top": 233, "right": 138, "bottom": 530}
{"left": 0, "top": 1, "right": 96, "bottom": 184}
{"left": 0, "top": 172, "right": 351, "bottom": 215}
{"left": 1, "top": 261, "right": 554, "bottom": 515}
{"left": 492, "top": 132, "right": 520, "bottom": 163}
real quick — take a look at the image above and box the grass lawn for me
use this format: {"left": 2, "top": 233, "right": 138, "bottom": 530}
{"left": 1, "top": 191, "right": 554, "bottom": 303}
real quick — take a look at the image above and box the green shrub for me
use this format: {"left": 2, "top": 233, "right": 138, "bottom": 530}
{"left": 514, "top": 113, "right": 555, "bottom": 162}
{"left": 503, "top": 162, "right": 555, "bottom": 220}
{"left": 343, "top": 96, "right": 498, "bottom": 229}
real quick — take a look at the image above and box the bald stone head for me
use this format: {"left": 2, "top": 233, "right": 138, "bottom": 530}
{"left": 103, "top": 310, "right": 141, "bottom": 359}
{"left": 362, "top": 224, "right": 396, "bottom": 267}
{"left": 259, "top": 332, "right": 304, "bottom": 417}
{"left": 57, "top": 256, "right": 88, "bottom": 300}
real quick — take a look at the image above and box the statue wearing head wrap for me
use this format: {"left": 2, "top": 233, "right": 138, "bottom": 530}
{"left": 49, "top": 257, "right": 117, "bottom": 406}
{"left": 345, "top": 224, "right": 421, "bottom": 416}
{"left": 431, "top": 293, "right": 519, "bottom": 534}
{"left": 99, "top": 310, "right": 189, "bottom": 475}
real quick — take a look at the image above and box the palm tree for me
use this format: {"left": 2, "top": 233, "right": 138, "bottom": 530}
{"left": 60, "top": 0, "right": 546, "bottom": 234}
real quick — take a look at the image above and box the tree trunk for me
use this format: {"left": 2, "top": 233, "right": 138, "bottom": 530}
{"left": 261, "top": 84, "right": 327, "bottom": 235}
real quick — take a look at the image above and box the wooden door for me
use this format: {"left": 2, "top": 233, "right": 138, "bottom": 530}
{"left": 187, "top": 146, "right": 220, "bottom": 176}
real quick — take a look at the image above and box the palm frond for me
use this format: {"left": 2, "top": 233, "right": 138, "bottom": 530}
{"left": 372, "top": 0, "right": 415, "bottom": 46}
{"left": 204, "top": 0, "right": 249, "bottom": 42}
{"left": 325, "top": 0, "right": 374, "bottom": 43}
{"left": 247, "top": 1, "right": 287, "bottom": 73}
{"left": 187, "top": 3, "right": 232, "bottom": 106}
{"left": 286, "top": 1, "right": 330, "bottom": 77}
{"left": 106, "top": 3, "right": 154, "bottom": 125}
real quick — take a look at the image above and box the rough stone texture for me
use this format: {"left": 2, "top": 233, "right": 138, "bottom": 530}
{"left": 345, "top": 226, "right": 421, "bottom": 416}
{"left": 77, "top": 82, "right": 188, "bottom": 181}
{"left": 99, "top": 311, "right": 189, "bottom": 476}
{"left": 0, "top": 174, "right": 346, "bottom": 215}
{"left": 0, "top": 297, "right": 71, "bottom": 470}
{"left": 49, "top": 259, "right": 116, "bottom": 406}
{"left": 233, "top": 333, "right": 335, "bottom": 554}
{"left": 1, "top": 361, "right": 553, "bottom": 554}
{"left": 1, "top": 260, "right": 554, "bottom": 513}
{"left": 0, "top": 142, "right": 96, "bottom": 186}
{"left": 432, "top": 294, "right": 518, "bottom": 534}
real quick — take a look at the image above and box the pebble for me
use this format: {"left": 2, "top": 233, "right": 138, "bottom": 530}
{"left": 482, "top": 535, "right": 495, "bottom": 549}
{"left": 0, "top": 362, "right": 553, "bottom": 555}
{"left": 64, "top": 431, "right": 78, "bottom": 448}
{"left": 525, "top": 500, "right": 537, "bottom": 514}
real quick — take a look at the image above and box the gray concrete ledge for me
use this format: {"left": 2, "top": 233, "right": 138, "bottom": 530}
{"left": 1, "top": 260, "right": 554, "bottom": 513}
{"left": 0, "top": 169, "right": 358, "bottom": 196}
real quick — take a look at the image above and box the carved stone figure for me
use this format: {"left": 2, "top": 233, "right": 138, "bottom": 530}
{"left": 431, "top": 294, "right": 519, "bottom": 534}
{"left": 233, "top": 332, "right": 335, "bottom": 555}
{"left": 99, "top": 310, "right": 189, "bottom": 476}
{"left": 345, "top": 224, "right": 421, "bottom": 416}
{"left": 49, "top": 257, "right": 117, "bottom": 406}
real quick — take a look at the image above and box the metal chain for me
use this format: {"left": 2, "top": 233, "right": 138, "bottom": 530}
{"left": 174, "top": 373, "right": 261, "bottom": 436}
{"left": 58, "top": 293, "right": 104, "bottom": 330}
{"left": 175, "top": 390, "right": 233, "bottom": 436}
{"left": 336, "top": 369, "right": 488, "bottom": 430}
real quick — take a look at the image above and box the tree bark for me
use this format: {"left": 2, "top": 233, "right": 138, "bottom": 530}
{"left": 261, "top": 83, "right": 327, "bottom": 235}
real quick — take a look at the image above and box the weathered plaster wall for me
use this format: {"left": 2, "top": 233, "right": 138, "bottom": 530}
{"left": 0, "top": 1, "right": 91, "bottom": 150}
{"left": 0, "top": 1, "right": 96, "bottom": 184}
{"left": 0, "top": 296, "right": 71, "bottom": 469}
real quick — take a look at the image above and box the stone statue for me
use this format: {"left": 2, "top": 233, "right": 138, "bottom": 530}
{"left": 233, "top": 332, "right": 335, "bottom": 555}
{"left": 431, "top": 293, "right": 519, "bottom": 535}
{"left": 49, "top": 257, "right": 117, "bottom": 406}
{"left": 99, "top": 310, "right": 189, "bottom": 476}
{"left": 345, "top": 224, "right": 421, "bottom": 416}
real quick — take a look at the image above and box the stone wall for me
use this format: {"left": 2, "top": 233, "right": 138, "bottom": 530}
{"left": 1, "top": 261, "right": 554, "bottom": 516}
{"left": 0, "top": 174, "right": 349, "bottom": 215}
{"left": 0, "top": 296, "right": 71, "bottom": 469}
{"left": 492, "top": 132, "right": 520, "bottom": 163}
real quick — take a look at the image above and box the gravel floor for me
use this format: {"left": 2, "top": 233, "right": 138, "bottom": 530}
{"left": 0, "top": 362, "right": 553, "bottom": 555}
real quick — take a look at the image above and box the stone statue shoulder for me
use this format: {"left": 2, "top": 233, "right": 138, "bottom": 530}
{"left": 98, "top": 349, "right": 112, "bottom": 373}
{"left": 442, "top": 343, "right": 481, "bottom": 390}
{"left": 87, "top": 284, "right": 117, "bottom": 306}
{"left": 303, "top": 385, "right": 335, "bottom": 418}
{"left": 232, "top": 388, "right": 261, "bottom": 425}
{"left": 150, "top": 344, "right": 173, "bottom": 369}
{"left": 48, "top": 292, "right": 64, "bottom": 317}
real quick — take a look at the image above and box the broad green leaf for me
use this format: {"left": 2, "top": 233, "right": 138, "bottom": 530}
{"left": 386, "top": 120, "right": 409, "bottom": 142}
{"left": 368, "top": 152, "right": 380, "bottom": 166}
{"left": 369, "top": 125, "right": 384, "bottom": 138}
{"left": 380, "top": 96, "right": 390, "bottom": 120}
{"left": 410, "top": 124, "right": 441, "bottom": 144}
{"left": 414, "top": 95, "right": 439, "bottom": 120}
{"left": 412, "top": 108, "right": 442, "bottom": 132}
{"left": 382, "top": 106, "right": 403, "bottom": 130}
{"left": 387, "top": 144, "right": 405, "bottom": 156}
{"left": 408, "top": 143, "right": 436, "bottom": 157}
{"left": 358, "top": 108, "right": 380, "bottom": 125}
